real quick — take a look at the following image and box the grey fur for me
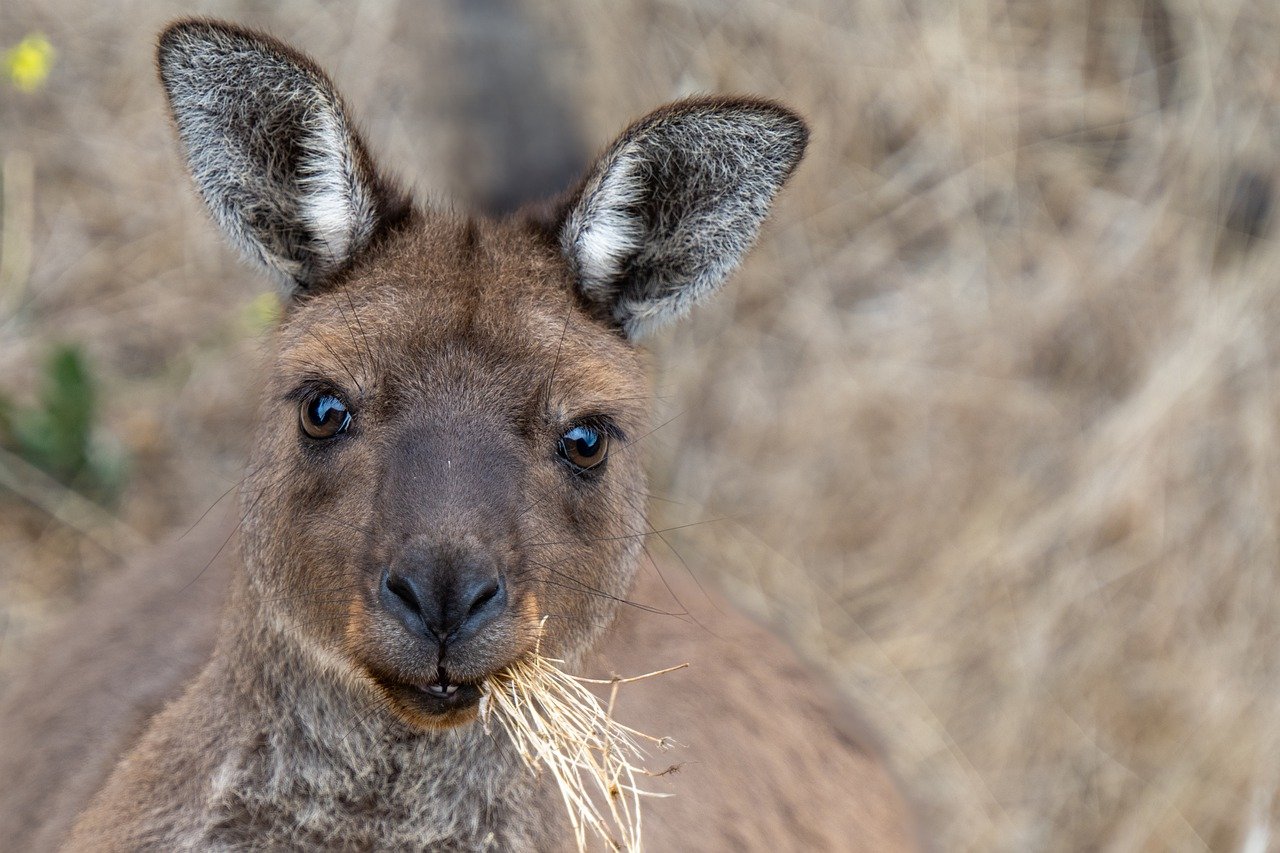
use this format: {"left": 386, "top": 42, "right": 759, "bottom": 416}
{"left": 561, "top": 98, "right": 809, "bottom": 339}
{"left": 95, "top": 596, "right": 551, "bottom": 850}
{"left": 157, "top": 21, "right": 406, "bottom": 291}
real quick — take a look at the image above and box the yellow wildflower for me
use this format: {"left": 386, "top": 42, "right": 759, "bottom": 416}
{"left": 5, "top": 34, "right": 55, "bottom": 93}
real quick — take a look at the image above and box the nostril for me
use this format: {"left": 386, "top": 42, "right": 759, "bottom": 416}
{"left": 385, "top": 572, "right": 421, "bottom": 614}
{"left": 467, "top": 578, "right": 501, "bottom": 617}
{"left": 380, "top": 569, "right": 440, "bottom": 639}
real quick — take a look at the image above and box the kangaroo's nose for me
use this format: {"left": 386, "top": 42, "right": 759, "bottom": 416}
{"left": 380, "top": 555, "right": 507, "bottom": 645}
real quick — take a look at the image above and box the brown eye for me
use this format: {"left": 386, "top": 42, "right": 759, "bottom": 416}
{"left": 558, "top": 425, "right": 608, "bottom": 471}
{"left": 300, "top": 393, "right": 351, "bottom": 439}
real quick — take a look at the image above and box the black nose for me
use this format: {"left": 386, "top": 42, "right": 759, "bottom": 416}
{"left": 380, "top": 556, "right": 507, "bottom": 646}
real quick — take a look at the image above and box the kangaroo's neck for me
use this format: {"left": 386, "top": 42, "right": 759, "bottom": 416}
{"left": 192, "top": 570, "right": 553, "bottom": 850}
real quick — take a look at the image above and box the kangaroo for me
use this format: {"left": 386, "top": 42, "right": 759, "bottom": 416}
{"left": 0, "top": 20, "right": 917, "bottom": 851}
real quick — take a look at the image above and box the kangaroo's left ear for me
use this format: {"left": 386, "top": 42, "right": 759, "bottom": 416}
{"left": 560, "top": 97, "right": 808, "bottom": 339}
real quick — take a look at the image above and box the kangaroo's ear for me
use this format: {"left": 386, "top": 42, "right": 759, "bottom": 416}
{"left": 560, "top": 98, "right": 808, "bottom": 339}
{"left": 157, "top": 20, "right": 410, "bottom": 293}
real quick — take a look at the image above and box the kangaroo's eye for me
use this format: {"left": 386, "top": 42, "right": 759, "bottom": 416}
{"left": 558, "top": 424, "right": 608, "bottom": 471}
{"left": 300, "top": 393, "right": 352, "bottom": 439}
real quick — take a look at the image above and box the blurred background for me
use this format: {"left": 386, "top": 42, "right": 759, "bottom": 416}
{"left": 3, "top": 0, "right": 1279, "bottom": 849}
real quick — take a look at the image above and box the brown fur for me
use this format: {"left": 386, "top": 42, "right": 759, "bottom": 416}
{"left": 0, "top": 19, "right": 918, "bottom": 851}
{"left": 0, "top": 513, "right": 915, "bottom": 851}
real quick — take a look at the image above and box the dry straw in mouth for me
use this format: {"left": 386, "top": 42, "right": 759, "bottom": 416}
{"left": 481, "top": 646, "right": 686, "bottom": 852}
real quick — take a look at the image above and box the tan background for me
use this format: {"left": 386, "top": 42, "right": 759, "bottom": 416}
{"left": 3, "top": 1, "right": 1279, "bottom": 849}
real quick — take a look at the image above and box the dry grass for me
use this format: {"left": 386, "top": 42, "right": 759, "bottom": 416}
{"left": 481, "top": 638, "right": 683, "bottom": 852}
{"left": 4, "top": 0, "right": 1280, "bottom": 849}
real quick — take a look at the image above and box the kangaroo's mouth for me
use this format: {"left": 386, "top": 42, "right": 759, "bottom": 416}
{"left": 412, "top": 676, "right": 484, "bottom": 711}
{"left": 369, "top": 668, "right": 486, "bottom": 728}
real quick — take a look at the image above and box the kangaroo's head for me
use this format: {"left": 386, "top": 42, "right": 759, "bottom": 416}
{"left": 157, "top": 20, "right": 806, "bottom": 730}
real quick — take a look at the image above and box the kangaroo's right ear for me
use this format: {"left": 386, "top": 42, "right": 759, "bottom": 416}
{"left": 156, "top": 20, "right": 410, "bottom": 293}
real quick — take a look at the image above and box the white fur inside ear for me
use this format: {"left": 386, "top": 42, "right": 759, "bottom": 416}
{"left": 562, "top": 143, "right": 645, "bottom": 298}
{"left": 560, "top": 101, "right": 807, "bottom": 340}
{"left": 298, "top": 106, "right": 378, "bottom": 265}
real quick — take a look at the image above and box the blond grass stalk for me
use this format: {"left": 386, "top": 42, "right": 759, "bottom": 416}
{"left": 481, "top": 641, "right": 685, "bottom": 853}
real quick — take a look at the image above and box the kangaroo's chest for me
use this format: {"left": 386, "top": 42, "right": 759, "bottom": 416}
{"left": 198, "top": 727, "right": 546, "bottom": 850}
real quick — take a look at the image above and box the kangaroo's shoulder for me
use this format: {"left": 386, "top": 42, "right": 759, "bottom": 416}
{"left": 594, "top": 565, "right": 921, "bottom": 851}
{"left": 0, "top": 513, "right": 234, "bottom": 851}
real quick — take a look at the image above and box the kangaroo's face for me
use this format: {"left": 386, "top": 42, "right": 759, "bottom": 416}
{"left": 244, "top": 226, "right": 649, "bottom": 727}
{"left": 158, "top": 20, "right": 806, "bottom": 729}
